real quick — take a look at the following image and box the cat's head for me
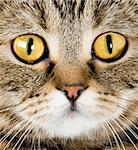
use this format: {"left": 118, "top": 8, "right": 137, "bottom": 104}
{"left": 0, "top": 0, "right": 137, "bottom": 144}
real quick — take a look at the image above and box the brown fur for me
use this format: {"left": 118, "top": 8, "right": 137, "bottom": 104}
{"left": 0, "top": 0, "right": 137, "bottom": 149}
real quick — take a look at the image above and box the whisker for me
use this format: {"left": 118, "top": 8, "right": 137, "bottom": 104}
{"left": 103, "top": 124, "right": 114, "bottom": 150}
{"left": 0, "top": 107, "right": 50, "bottom": 147}
{"left": 0, "top": 120, "right": 24, "bottom": 144}
{"left": 120, "top": 114, "right": 138, "bottom": 130}
{"left": 119, "top": 117, "right": 138, "bottom": 139}
{"left": 16, "top": 130, "right": 31, "bottom": 150}
{"left": 119, "top": 120, "right": 138, "bottom": 141}
{"left": 0, "top": 115, "right": 19, "bottom": 136}
{"left": 105, "top": 122, "right": 121, "bottom": 150}
{"left": 2, "top": 121, "right": 30, "bottom": 150}
{"left": 113, "top": 119, "right": 138, "bottom": 150}
{"left": 50, "top": 140, "right": 61, "bottom": 150}
{"left": 38, "top": 131, "right": 41, "bottom": 150}
{"left": 31, "top": 135, "right": 35, "bottom": 150}
{"left": 108, "top": 121, "right": 126, "bottom": 150}
{"left": 13, "top": 124, "right": 33, "bottom": 150}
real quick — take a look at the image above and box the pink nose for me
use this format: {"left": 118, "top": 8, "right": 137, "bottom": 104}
{"left": 63, "top": 85, "right": 84, "bottom": 101}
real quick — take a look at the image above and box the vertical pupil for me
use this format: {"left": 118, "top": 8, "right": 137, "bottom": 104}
{"left": 27, "top": 38, "right": 33, "bottom": 55}
{"left": 106, "top": 34, "right": 113, "bottom": 54}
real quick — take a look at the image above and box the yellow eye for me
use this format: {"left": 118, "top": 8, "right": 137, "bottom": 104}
{"left": 12, "top": 34, "right": 48, "bottom": 64}
{"left": 93, "top": 32, "right": 128, "bottom": 62}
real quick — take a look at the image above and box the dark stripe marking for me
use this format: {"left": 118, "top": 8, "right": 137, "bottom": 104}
{"left": 78, "top": 0, "right": 86, "bottom": 17}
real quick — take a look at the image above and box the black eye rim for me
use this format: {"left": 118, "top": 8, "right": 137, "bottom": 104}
{"left": 11, "top": 34, "right": 49, "bottom": 65}
{"left": 92, "top": 31, "right": 129, "bottom": 63}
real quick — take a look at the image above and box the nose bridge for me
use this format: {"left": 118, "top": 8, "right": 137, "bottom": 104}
{"left": 56, "top": 63, "right": 83, "bottom": 81}
{"left": 52, "top": 22, "right": 88, "bottom": 87}
{"left": 59, "top": 22, "right": 82, "bottom": 63}
{"left": 53, "top": 61, "right": 88, "bottom": 88}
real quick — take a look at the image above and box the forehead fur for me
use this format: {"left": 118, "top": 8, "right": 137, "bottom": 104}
{"left": 0, "top": 0, "right": 137, "bottom": 37}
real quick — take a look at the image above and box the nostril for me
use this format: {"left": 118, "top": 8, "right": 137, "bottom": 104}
{"left": 77, "top": 89, "right": 83, "bottom": 96}
{"left": 63, "top": 90, "right": 68, "bottom": 96}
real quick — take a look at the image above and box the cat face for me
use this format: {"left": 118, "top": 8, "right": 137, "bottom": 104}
{"left": 0, "top": 0, "right": 137, "bottom": 144}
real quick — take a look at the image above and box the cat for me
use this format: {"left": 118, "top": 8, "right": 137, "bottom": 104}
{"left": 0, "top": 0, "right": 137, "bottom": 149}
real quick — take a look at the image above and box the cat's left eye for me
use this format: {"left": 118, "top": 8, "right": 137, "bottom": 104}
{"left": 11, "top": 34, "right": 48, "bottom": 64}
{"left": 92, "top": 32, "right": 128, "bottom": 62}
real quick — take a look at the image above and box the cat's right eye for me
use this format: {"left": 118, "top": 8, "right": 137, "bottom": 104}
{"left": 11, "top": 34, "right": 48, "bottom": 64}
